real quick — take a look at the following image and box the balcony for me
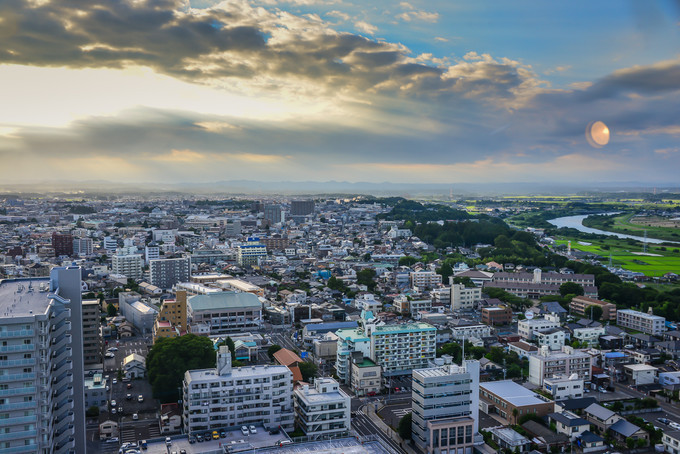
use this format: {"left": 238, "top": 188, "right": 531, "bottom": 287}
{"left": 0, "top": 444, "right": 38, "bottom": 454}
{"left": 0, "top": 372, "right": 36, "bottom": 383}
{"left": 0, "top": 429, "right": 37, "bottom": 442}
{"left": 0, "top": 330, "right": 34, "bottom": 339}
{"left": 0, "top": 344, "right": 35, "bottom": 354}
{"left": 0, "top": 387, "right": 36, "bottom": 398}
{"left": 0, "top": 358, "right": 35, "bottom": 368}
{"left": 0, "top": 401, "right": 37, "bottom": 411}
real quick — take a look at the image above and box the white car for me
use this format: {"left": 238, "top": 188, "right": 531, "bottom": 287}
{"left": 111, "top": 408, "right": 116, "bottom": 415}
{"left": 241, "top": 426, "right": 249, "bottom": 436}
{"left": 132, "top": 413, "right": 139, "bottom": 420}
{"left": 107, "top": 347, "right": 118, "bottom": 352}
{"left": 110, "top": 400, "right": 117, "bottom": 407}
{"left": 249, "top": 425, "right": 257, "bottom": 434}
{"left": 112, "top": 378, "right": 117, "bottom": 384}
{"left": 104, "top": 437, "right": 119, "bottom": 443}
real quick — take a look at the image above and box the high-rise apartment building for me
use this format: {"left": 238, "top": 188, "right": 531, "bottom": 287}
{"left": 263, "top": 205, "right": 282, "bottom": 225}
{"left": 237, "top": 238, "right": 267, "bottom": 267}
{"left": 72, "top": 237, "right": 93, "bottom": 257}
{"left": 149, "top": 257, "right": 191, "bottom": 290}
{"left": 183, "top": 346, "right": 294, "bottom": 435}
{"left": 82, "top": 299, "right": 102, "bottom": 365}
{"left": 153, "top": 291, "right": 188, "bottom": 342}
{"left": 144, "top": 245, "right": 160, "bottom": 265}
{"left": 51, "top": 232, "right": 73, "bottom": 257}
{"left": 111, "top": 253, "right": 143, "bottom": 280}
{"left": 412, "top": 359, "right": 480, "bottom": 454}
{"left": 528, "top": 345, "right": 591, "bottom": 386}
{"left": 0, "top": 266, "right": 86, "bottom": 453}
{"left": 450, "top": 284, "right": 482, "bottom": 311}
{"left": 291, "top": 200, "right": 315, "bottom": 216}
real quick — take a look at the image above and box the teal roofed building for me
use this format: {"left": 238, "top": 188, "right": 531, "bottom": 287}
{"left": 187, "top": 291, "right": 262, "bottom": 336}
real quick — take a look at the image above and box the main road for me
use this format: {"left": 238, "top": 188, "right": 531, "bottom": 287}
{"left": 352, "top": 409, "right": 405, "bottom": 454}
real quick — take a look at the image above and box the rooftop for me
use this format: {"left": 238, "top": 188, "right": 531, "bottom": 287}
{"left": 187, "top": 364, "right": 291, "bottom": 382}
{"left": 188, "top": 291, "right": 261, "bottom": 312}
{"left": 0, "top": 278, "right": 55, "bottom": 317}
{"left": 371, "top": 322, "right": 436, "bottom": 334}
{"left": 481, "top": 380, "right": 548, "bottom": 407}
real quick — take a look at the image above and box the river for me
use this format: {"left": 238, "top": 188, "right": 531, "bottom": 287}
{"left": 547, "top": 214, "right": 676, "bottom": 244}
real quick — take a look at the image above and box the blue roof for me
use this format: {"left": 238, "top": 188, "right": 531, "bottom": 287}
{"left": 604, "top": 352, "right": 626, "bottom": 358}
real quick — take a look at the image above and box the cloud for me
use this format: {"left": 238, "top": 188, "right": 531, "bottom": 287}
{"left": 396, "top": 10, "right": 440, "bottom": 23}
{"left": 354, "top": 21, "right": 378, "bottom": 35}
{"left": 151, "top": 149, "right": 207, "bottom": 162}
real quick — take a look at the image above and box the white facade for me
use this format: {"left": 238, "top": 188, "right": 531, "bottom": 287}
{"left": 543, "top": 376, "right": 584, "bottom": 400}
{"left": 73, "top": 237, "right": 93, "bottom": 256}
{"left": 111, "top": 253, "right": 143, "bottom": 280}
{"left": 451, "top": 284, "right": 482, "bottom": 311}
{"left": 450, "top": 324, "right": 492, "bottom": 341}
{"left": 518, "top": 317, "right": 559, "bottom": 340}
{"left": 183, "top": 347, "right": 294, "bottom": 435}
{"left": 529, "top": 346, "right": 591, "bottom": 386}
{"left": 293, "top": 378, "right": 350, "bottom": 440}
{"left": 410, "top": 270, "right": 442, "bottom": 290}
{"left": 617, "top": 309, "right": 666, "bottom": 335}
{"left": 411, "top": 359, "right": 480, "bottom": 453}
{"left": 353, "top": 294, "right": 382, "bottom": 313}
{"left": 572, "top": 325, "right": 605, "bottom": 346}
{"left": 658, "top": 371, "right": 680, "bottom": 386}
{"left": 145, "top": 246, "right": 160, "bottom": 265}
{"left": 624, "top": 364, "right": 657, "bottom": 385}
{"left": 535, "top": 328, "right": 566, "bottom": 351}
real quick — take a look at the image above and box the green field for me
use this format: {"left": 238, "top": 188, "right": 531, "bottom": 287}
{"left": 583, "top": 212, "right": 680, "bottom": 242}
{"left": 556, "top": 237, "right": 680, "bottom": 277}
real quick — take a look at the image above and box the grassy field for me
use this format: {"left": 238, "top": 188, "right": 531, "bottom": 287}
{"left": 556, "top": 237, "right": 680, "bottom": 277}
{"left": 583, "top": 212, "right": 680, "bottom": 242}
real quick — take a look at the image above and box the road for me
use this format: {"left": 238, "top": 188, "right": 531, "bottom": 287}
{"left": 352, "top": 409, "right": 405, "bottom": 454}
{"left": 613, "top": 382, "right": 680, "bottom": 421}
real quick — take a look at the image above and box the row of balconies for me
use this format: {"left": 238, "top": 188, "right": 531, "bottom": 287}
{"left": 0, "top": 330, "right": 34, "bottom": 339}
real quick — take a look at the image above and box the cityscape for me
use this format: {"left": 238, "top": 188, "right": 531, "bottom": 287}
{"left": 2, "top": 1, "right": 680, "bottom": 454}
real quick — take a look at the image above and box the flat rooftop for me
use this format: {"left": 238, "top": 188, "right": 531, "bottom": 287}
{"left": 481, "top": 380, "right": 548, "bottom": 407}
{"left": 187, "top": 364, "right": 290, "bottom": 381}
{"left": 0, "top": 278, "right": 53, "bottom": 317}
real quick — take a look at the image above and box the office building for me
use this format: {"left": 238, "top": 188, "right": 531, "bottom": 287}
{"left": 617, "top": 309, "right": 666, "bottom": 336}
{"left": 529, "top": 346, "right": 591, "bottom": 386}
{"left": 291, "top": 200, "right": 315, "bottom": 216}
{"left": 294, "top": 378, "right": 350, "bottom": 440}
{"left": 263, "top": 205, "right": 282, "bottom": 225}
{"left": 0, "top": 266, "right": 86, "bottom": 453}
{"left": 51, "top": 232, "right": 73, "bottom": 257}
{"left": 111, "top": 253, "right": 143, "bottom": 280}
{"left": 183, "top": 346, "right": 294, "bottom": 435}
{"left": 82, "top": 299, "right": 102, "bottom": 365}
{"left": 569, "top": 296, "right": 617, "bottom": 321}
{"left": 187, "top": 291, "right": 262, "bottom": 336}
{"left": 481, "top": 305, "right": 512, "bottom": 326}
{"left": 412, "top": 359, "right": 480, "bottom": 454}
{"left": 72, "top": 237, "right": 93, "bottom": 257}
{"left": 153, "top": 291, "right": 188, "bottom": 342}
{"left": 149, "top": 257, "right": 191, "bottom": 290}
{"left": 237, "top": 238, "right": 267, "bottom": 267}
{"left": 451, "top": 284, "right": 482, "bottom": 311}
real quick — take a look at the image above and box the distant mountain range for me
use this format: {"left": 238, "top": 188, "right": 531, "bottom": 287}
{"left": 0, "top": 179, "right": 678, "bottom": 197}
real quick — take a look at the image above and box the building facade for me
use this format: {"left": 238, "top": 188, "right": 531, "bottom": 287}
{"left": 294, "top": 378, "right": 350, "bottom": 440}
{"left": 111, "top": 253, "right": 143, "bottom": 280}
{"left": 450, "top": 284, "right": 482, "bottom": 311}
{"left": 183, "top": 347, "right": 294, "bottom": 435}
{"left": 82, "top": 299, "right": 102, "bottom": 365}
{"left": 149, "top": 257, "right": 191, "bottom": 290}
{"left": 291, "top": 200, "right": 315, "bottom": 216}
{"left": 412, "top": 359, "right": 480, "bottom": 454}
{"left": 528, "top": 346, "right": 591, "bottom": 387}
{"left": 153, "top": 291, "right": 188, "bottom": 342}
{"left": 481, "top": 306, "right": 512, "bottom": 326}
{"left": 237, "top": 238, "right": 267, "bottom": 267}
{"left": 617, "top": 309, "right": 665, "bottom": 335}
{"left": 187, "top": 291, "right": 262, "bottom": 336}
{"left": 570, "top": 296, "right": 617, "bottom": 321}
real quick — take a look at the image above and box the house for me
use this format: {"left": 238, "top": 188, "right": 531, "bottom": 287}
{"left": 577, "top": 431, "right": 606, "bottom": 453}
{"left": 608, "top": 419, "right": 648, "bottom": 446}
{"left": 623, "top": 363, "right": 657, "bottom": 385}
{"left": 554, "top": 397, "right": 597, "bottom": 414}
{"left": 583, "top": 403, "right": 621, "bottom": 433}
{"left": 99, "top": 420, "right": 119, "bottom": 440}
{"left": 521, "top": 420, "right": 569, "bottom": 451}
{"left": 273, "top": 347, "right": 304, "bottom": 383}
{"left": 160, "top": 403, "right": 183, "bottom": 433}
{"left": 548, "top": 412, "right": 590, "bottom": 441}
{"left": 662, "top": 429, "right": 680, "bottom": 454}
{"left": 122, "top": 353, "right": 146, "bottom": 379}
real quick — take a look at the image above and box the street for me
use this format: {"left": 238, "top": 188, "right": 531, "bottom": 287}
{"left": 352, "top": 409, "right": 406, "bottom": 454}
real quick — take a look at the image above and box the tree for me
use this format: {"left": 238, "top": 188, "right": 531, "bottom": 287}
{"left": 299, "top": 362, "right": 318, "bottom": 382}
{"left": 106, "top": 303, "right": 117, "bottom": 317}
{"left": 146, "top": 334, "right": 216, "bottom": 403}
{"left": 584, "top": 305, "right": 603, "bottom": 322}
{"left": 398, "top": 256, "right": 418, "bottom": 267}
{"left": 268, "top": 344, "right": 283, "bottom": 360}
{"left": 559, "top": 282, "right": 584, "bottom": 297}
{"left": 357, "top": 269, "right": 377, "bottom": 290}
{"left": 86, "top": 406, "right": 100, "bottom": 418}
{"left": 398, "top": 412, "right": 412, "bottom": 440}
{"left": 362, "top": 253, "right": 372, "bottom": 262}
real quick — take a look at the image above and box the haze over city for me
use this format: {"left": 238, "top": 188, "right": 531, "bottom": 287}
{"left": 1, "top": 0, "right": 680, "bottom": 188}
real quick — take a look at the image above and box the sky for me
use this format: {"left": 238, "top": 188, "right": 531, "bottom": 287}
{"left": 1, "top": 0, "right": 680, "bottom": 186}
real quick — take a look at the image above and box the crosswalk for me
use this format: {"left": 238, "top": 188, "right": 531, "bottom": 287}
{"left": 391, "top": 408, "right": 411, "bottom": 418}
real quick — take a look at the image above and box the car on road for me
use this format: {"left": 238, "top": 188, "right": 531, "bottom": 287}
{"left": 107, "top": 347, "right": 118, "bottom": 352}
{"left": 180, "top": 450, "right": 187, "bottom": 454}
{"left": 113, "top": 378, "right": 117, "bottom": 384}
{"left": 127, "top": 383, "right": 132, "bottom": 389}
{"left": 138, "top": 395, "right": 144, "bottom": 402}
{"left": 126, "top": 393, "right": 132, "bottom": 400}
{"left": 111, "top": 408, "right": 116, "bottom": 414}
{"left": 212, "top": 431, "right": 219, "bottom": 440}
{"left": 165, "top": 436, "right": 172, "bottom": 446}
{"left": 658, "top": 417, "right": 671, "bottom": 425}
{"left": 671, "top": 422, "right": 680, "bottom": 431}
{"left": 241, "top": 426, "right": 249, "bottom": 436}
{"left": 104, "top": 437, "right": 119, "bottom": 443}
{"left": 111, "top": 399, "right": 117, "bottom": 407}
{"left": 249, "top": 425, "right": 257, "bottom": 434}
{"left": 133, "top": 413, "right": 139, "bottom": 420}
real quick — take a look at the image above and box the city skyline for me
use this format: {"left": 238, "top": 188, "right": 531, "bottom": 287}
{"left": 1, "top": 0, "right": 680, "bottom": 185}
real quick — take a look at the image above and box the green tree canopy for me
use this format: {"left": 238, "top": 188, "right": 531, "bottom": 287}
{"left": 268, "top": 344, "right": 283, "bottom": 360}
{"left": 559, "top": 282, "right": 584, "bottom": 297}
{"left": 398, "top": 412, "right": 412, "bottom": 440}
{"left": 146, "top": 334, "right": 216, "bottom": 403}
{"left": 357, "top": 269, "right": 377, "bottom": 290}
{"left": 106, "top": 303, "right": 117, "bottom": 317}
{"left": 398, "top": 256, "right": 419, "bottom": 267}
{"left": 584, "top": 305, "right": 603, "bottom": 321}
{"left": 299, "top": 362, "right": 318, "bottom": 382}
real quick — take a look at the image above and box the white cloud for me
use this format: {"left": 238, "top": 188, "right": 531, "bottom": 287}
{"left": 396, "top": 10, "right": 439, "bottom": 23}
{"left": 355, "top": 20, "right": 378, "bottom": 35}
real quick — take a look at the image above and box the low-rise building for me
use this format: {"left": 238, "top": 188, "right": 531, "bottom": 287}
{"left": 350, "top": 356, "right": 381, "bottom": 397}
{"left": 528, "top": 346, "right": 591, "bottom": 387}
{"left": 623, "top": 363, "right": 657, "bottom": 385}
{"left": 518, "top": 317, "right": 559, "bottom": 340}
{"left": 662, "top": 429, "right": 680, "bottom": 454}
{"left": 481, "top": 305, "right": 512, "bottom": 326}
{"left": 617, "top": 309, "right": 666, "bottom": 335}
{"left": 187, "top": 291, "right": 262, "bottom": 335}
{"left": 534, "top": 327, "right": 566, "bottom": 351}
{"left": 570, "top": 296, "right": 617, "bottom": 321}
{"left": 294, "top": 378, "right": 351, "bottom": 440}
{"left": 583, "top": 403, "right": 621, "bottom": 433}
{"left": 479, "top": 380, "right": 554, "bottom": 425}
{"left": 548, "top": 411, "right": 590, "bottom": 441}
{"left": 543, "top": 375, "right": 585, "bottom": 400}
{"left": 123, "top": 353, "right": 146, "bottom": 379}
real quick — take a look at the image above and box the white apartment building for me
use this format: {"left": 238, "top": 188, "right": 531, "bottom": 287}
{"left": 111, "top": 253, "right": 143, "bottom": 280}
{"left": 0, "top": 267, "right": 87, "bottom": 454}
{"left": 149, "top": 257, "right": 191, "bottom": 290}
{"left": 617, "top": 309, "right": 666, "bottom": 336}
{"left": 144, "top": 245, "right": 160, "bottom": 265}
{"left": 72, "top": 237, "right": 93, "bottom": 256}
{"left": 543, "top": 376, "right": 585, "bottom": 400}
{"left": 518, "top": 316, "right": 560, "bottom": 340}
{"left": 103, "top": 236, "right": 118, "bottom": 254}
{"left": 529, "top": 346, "right": 591, "bottom": 387}
{"left": 451, "top": 284, "right": 482, "bottom": 311}
{"left": 534, "top": 328, "right": 566, "bottom": 351}
{"left": 450, "top": 323, "right": 492, "bottom": 341}
{"left": 410, "top": 270, "right": 442, "bottom": 290}
{"left": 336, "top": 319, "right": 437, "bottom": 381}
{"left": 410, "top": 299, "right": 432, "bottom": 316}
{"left": 353, "top": 294, "right": 382, "bottom": 313}
{"left": 412, "top": 359, "right": 480, "bottom": 454}
{"left": 294, "top": 378, "right": 350, "bottom": 440}
{"left": 183, "top": 346, "right": 294, "bottom": 435}
{"left": 571, "top": 325, "right": 605, "bottom": 346}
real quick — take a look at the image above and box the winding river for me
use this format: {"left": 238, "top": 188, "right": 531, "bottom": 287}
{"left": 547, "top": 214, "right": 676, "bottom": 244}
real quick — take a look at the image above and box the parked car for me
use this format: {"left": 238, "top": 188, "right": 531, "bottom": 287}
{"left": 127, "top": 383, "right": 132, "bottom": 389}
{"left": 138, "top": 395, "right": 144, "bottom": 403}
{"left": 241, "top": 426, "right": 249, "bottom": 436}
{"left": 112, "top": 378, "right": 117, "bottom": 384}
{"left": 107, "top": 347, "right": 118, "bottom": 352}
{"left": 104, "top": 437, "right": 119, "bottom": 443}
{"left": 188, "top": 436, "right": 196, "bottom": 444}
{"left": 110, "top": 400, "right": 117, "bottom": 407}
{"left": 249, "top": 425, "right": 257, "bottom": 434}
{"left": 219, "top": 429, "right": 226, "bottom": 438}
{"left": 111, "top": 408, "right": 116, "bottom": 415}
{"left": 132, "top": 413, "right": 139, "bottom": 420}
{"left": 658, "top": 417, "right": 671, "bottom": 425}
{"left": 165, "top": 436, "right": 172, "bottom": 446}
{"left": 126, "top": 393, "right": 132, "bottom": 400}
{"left": 196, "top": 434, "right": 203, "bottom": 442}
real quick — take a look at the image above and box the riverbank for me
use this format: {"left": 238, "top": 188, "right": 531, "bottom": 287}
{"left": 583, "top": 212, "right": 680, "bottom": 243}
